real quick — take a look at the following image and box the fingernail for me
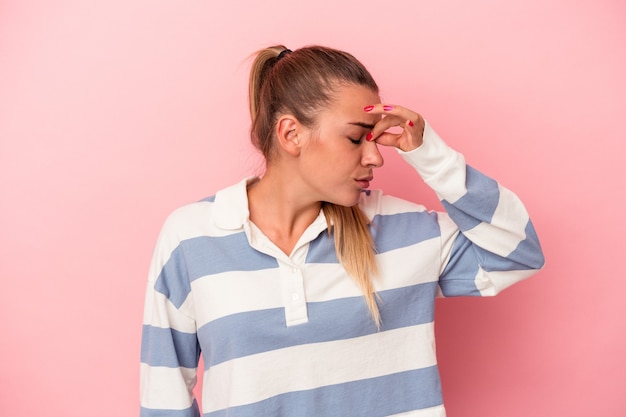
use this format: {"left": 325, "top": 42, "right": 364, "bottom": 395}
{"left": 366, "top": 132, "right": 373, "bottom": 141}
{"left": 408, "top": 120, "right": 415, "bottom": 127}
{"left": 364, "top": 105, "right": 374, "bottom": 112}
{"left": 383, "top": 105, "right": 393, "bottom": 111}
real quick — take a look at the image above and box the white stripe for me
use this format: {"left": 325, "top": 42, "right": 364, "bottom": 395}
{"left": 476, "top": 268, "right": 538, "bottom": 296}
{"left": 191, "top": 269, "right": 283, "bottom": 325}
{"left": 303, "top": 238, "right": 441, "bottom": 301}
{"left": 463, "top": 185, "right": 529, "bottom": 257}
{"left": 374, "top": 239, "right": 442, "bottom": 289}
{"left": 140, "top": 363, "right": 196, "bottom": 410}
{"left": 202, "top": 322, "right": 437, "bottom": 413}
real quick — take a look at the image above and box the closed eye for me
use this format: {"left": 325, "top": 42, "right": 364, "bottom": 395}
{"left": 347, "top": 122, "right": 374, "bottom": 145}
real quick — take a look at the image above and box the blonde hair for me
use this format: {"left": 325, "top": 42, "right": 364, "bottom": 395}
{"left": 248, "top": 45, "right": 382, "bottom": 327}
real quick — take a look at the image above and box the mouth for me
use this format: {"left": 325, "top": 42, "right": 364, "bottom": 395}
{"left": 355, "top": 176, "right": 373, "bottom": 189}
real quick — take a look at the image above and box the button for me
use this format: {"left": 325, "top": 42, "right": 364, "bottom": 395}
{"left": 292, "top": 268, "right": 298, "bottom": 274}
{"left": 292, "top": 293, "right": 300, "bottom": 301}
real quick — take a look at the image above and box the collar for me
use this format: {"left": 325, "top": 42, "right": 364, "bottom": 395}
{"left": 212, "top": 177, "right": 330, "bottom": 258}
{"left": 213, "top": 177, "right": 258, "bottom": 230}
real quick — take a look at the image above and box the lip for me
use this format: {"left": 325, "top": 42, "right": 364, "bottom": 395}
{"left": 355, "top": 176, "right": 373, "bottom": 189}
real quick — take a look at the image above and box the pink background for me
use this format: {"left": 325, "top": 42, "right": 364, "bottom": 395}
{"left": 1, "top": 1, "right": 625, "bottom": 416}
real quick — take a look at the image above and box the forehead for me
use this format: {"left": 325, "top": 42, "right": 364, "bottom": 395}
{"left": 323, "top": 84, "right": 381, "bottom": 125}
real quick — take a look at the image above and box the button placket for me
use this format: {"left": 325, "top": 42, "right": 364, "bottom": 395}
{"left": 281, "top": 263, "right": 308, "bottom": 326}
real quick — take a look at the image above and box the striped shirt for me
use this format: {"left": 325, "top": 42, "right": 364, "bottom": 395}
{"left": 140, "top": 124, "right": 545, "bottom": 417}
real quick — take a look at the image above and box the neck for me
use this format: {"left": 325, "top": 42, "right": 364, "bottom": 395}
{"left": 247, "top": 167, "right": 322, "bottom": 255}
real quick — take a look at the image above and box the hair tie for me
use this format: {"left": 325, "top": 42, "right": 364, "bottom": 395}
{"left": 276, "top": 49, "right": 292, "bottom": 61}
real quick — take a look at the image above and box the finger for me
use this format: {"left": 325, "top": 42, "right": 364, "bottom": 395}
{"left": 368, "top": 115, "right": 404, "bottom": 140}
{"left": 373, "top": 120, "right": 414, "bottom": 147}
{"left": 365, "top": 104, "right": 421, "bottom": 140}
{"left": 369, "top": 118, "right": 424, "bottom": 151}
{"left": 365, "top": 103, "right": 419, "bottom": 122}
{"left": 400, "top": 119, "right": 421, "bottom": 151}
{"left": 395, "top": 118, "right": 424, "bottom": 151}
{"left": 371, "top": 131, "right": 402, "bottom": 148}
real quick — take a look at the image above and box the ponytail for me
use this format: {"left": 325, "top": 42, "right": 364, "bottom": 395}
{"left": 322, "top": 203, "right": 381, "bottom": 327}
{"left": 248, "top": 45, "right": 286, "bottom": 158}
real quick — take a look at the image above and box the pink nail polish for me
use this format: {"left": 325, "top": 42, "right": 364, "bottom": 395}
{"left": 408, "top": 120, "right": 415, "bottom": 127}
{"left": 364, "top": 105, "right": 374, "bottom": 112}
{"left": 366, "top": 132, "right": 373, "bottom": 141}
{"left": 383, "top": 105, "right": 393, "bottom": 111}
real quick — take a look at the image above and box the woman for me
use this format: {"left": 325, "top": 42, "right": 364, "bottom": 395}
{"left": 140, "top": 45, "right": 545, "bottom": 417}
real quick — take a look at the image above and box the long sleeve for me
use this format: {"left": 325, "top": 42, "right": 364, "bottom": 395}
{"left": 140, "top": 214, "right": 202, "bottom": 417}
{"left": 398, "top": 122, "right": 545, "bottom": 296}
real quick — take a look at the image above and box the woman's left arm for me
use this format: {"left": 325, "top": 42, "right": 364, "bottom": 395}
{"left": 367, "top": 104, "right": 545, "bottom": 295}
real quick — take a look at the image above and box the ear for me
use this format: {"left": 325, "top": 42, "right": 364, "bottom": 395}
{"left": 275, "top": 115, "right": 302, "bottom": 157}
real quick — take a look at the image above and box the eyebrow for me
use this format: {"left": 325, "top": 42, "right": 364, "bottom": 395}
{"left": 348, "top": 122, "right": 376, "bottom": 129}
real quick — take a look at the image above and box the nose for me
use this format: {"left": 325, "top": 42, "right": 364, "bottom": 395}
{"left": 362, "top": 141, "right": 384, "bottom": 168}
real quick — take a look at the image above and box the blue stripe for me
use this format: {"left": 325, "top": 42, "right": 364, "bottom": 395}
{"left": 439, "top": 219, "right": 545, "bottom": 296}
{"left": 473, "top": 222, "right": 545, "bottom": 272}
{"left": 183, "top": 233, "right": 279, "bottom": 278}
{"left": 141, "top": 325, "right": 200, "bottom": 368}
{"left": 199, "top": 195, "right": 216, "bottom": 203}
{"left": 306, "top": 210, "right": 441, "bottom": 263}
{"left": 506, "top": 220, "right": 545, "bottom": 269}
{"left": 439, "top": 233, "right": 481, "bottom": 296}
{"left": 455, "top": 220, "right": 545, "bottom": 274}
{"left": 441, "top": 165, "right": 500, "bottom": 231}
{"left": 371, "top": 210, "right": 441, "bottom": 253}
{"left": 198, "top": 282, "right": 437, "bottom": 367}
{"left": 155, "top": 233, "right": 279, "bottom": 308}
{"left": 154, "top": 249, "right": 192, "bottom": 309}
{"left": 305, "top": 231, "right": 338, "bottom": 263}
{"left": 205, "top": 366, "right": 443, "bottom": 417}
{"left": 141, "top": 401, "right": 200, "bottom": 417}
